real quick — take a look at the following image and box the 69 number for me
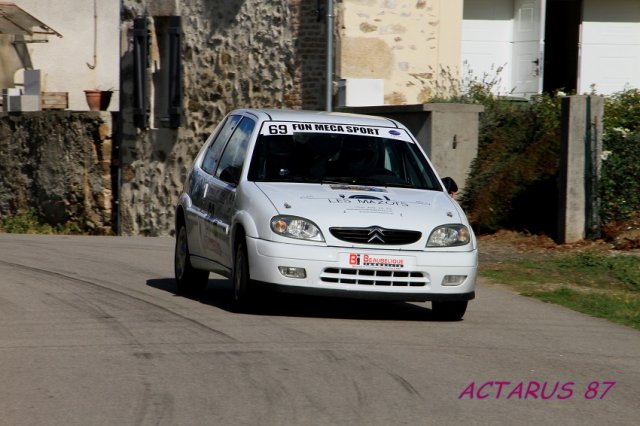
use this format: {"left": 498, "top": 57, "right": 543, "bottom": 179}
{"left": 268, "top": 124, "right": 288, "bottom": 135}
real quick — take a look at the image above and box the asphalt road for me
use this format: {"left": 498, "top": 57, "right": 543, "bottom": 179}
{"left": 0, "top": 233, "right": 638, "bottom": 426}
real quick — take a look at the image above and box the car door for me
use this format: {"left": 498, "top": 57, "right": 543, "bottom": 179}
{"left": 202, "top": 115, "right": 257, "bottom": 269}
{"left": 189, "top": 114, "right": 241, "bottom": 261}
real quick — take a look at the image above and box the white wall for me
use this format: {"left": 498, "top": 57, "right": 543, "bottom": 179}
{"left": 339, "top": 0, "right": 464, "bottom": 104}
{"left": 579, "top": 0, "right": 640, "bottom": 94}
{"left": 6, "top": 0, "right": 120, "bottom": 111}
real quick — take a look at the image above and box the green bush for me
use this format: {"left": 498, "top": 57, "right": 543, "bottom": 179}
{"left": 603, "top": 88, "right": 640, "bottom": 132}
{"left": 459, "top": 94, "right": 563, "bottom": 234}
{"left": 423, "top": 66, "right": 566, "bottom": 234}
{"left": 600, "top": 89, "right": 640, "bottom": 224}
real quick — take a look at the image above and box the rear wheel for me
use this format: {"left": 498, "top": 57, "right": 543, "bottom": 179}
{"left": 231, "top": 237, "right": 254, "bottom": 312}
{"left": 174, "top": 221, "right": 208, "bottom": 295}
{"left": 431, "top": 300, "right": 468, "bottom": 321}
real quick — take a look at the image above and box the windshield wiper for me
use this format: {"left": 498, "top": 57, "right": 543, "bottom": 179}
{"left": 257, "top": 175, "right": 323, "bottom": 183}
{"left": 329, "top": 176, "right": 419, "bottom": 189}
{"left": 320, "top": 176, "right": 355, "bottom": 185}
{"left": 383, "top": 182, "right": 417, "bottom": 188}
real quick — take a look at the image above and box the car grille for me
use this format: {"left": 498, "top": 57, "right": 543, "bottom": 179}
{"left": 321, "top": 268, "right": 427, "bottom": 287}
{"left": 329, "top": 226, "right": 422, "bottom": 245}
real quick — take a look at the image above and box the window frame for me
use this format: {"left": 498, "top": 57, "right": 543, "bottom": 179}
{"left": 214, "top": 116, "right": 257, "bottom": 184}
{"left": 200, "top": 114, "right": 242, "bottom": 176}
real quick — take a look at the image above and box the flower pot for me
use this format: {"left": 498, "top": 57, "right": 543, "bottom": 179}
{"left": 84, "top": 90, "right": 112, "bottom": 111}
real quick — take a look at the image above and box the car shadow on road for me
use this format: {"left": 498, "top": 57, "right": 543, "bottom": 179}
{"left": 146, "top": 278, "right": 458, "bottom": 322}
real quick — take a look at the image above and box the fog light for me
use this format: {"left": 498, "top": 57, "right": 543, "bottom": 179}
{"left": 442, "top": 275, "right": 466, "bottom": 286}
{"left": 278, "top": 266, "right": 307, "bottom": 279}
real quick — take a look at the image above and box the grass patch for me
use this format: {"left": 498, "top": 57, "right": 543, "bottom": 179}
{"left": 557, "top": 252, "right": 640, "bottom": 292}
{"left": 481, "top": 251, "right": 640, "bottom": 330}
{"left": 529, "top": 288, "right": 640, "bottom": 330}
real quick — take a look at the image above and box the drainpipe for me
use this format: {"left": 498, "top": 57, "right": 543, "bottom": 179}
{"left": 115, "top": 124, "right": 121, "bottom": 236}
{"left": 326, "top": 0, "right": 333, "bottom": 112}
{"left": 86, "top": 0, "right": 97, "bottom": 69}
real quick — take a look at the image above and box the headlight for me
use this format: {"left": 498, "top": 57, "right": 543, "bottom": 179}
{"left": 270, "top": 215, "right": 325, "bottom": 242}
{"left": 427, "top": 224, "right": 470, "bottom": 247}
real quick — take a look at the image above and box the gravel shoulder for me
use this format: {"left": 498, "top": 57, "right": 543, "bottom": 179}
{"left": 477, "top": 230, "right": 639, "bottom": 267}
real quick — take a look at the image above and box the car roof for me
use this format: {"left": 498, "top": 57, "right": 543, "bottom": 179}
{"left": 229, "top": 108, "right": 403, "bottom": 128}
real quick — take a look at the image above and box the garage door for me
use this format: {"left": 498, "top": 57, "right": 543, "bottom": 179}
{"left": 579, "top": 0, "right": 640, "bottom": 94}
{"left": 461, "top": 0, "right": 514, "bottom": 95}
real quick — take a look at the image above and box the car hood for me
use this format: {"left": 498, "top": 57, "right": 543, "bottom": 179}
{"left": 254, "top": 182, "right": 463, "bottom": 231}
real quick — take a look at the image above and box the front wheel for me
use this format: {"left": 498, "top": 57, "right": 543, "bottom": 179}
{"left": 174, "top": 222, "right": 209, "bottom": 295}
{"left": 231, "top": 237, "right": 254, "bottom": 312}
{"left": 431, "top": 300, "right": 468, "bottom": 321}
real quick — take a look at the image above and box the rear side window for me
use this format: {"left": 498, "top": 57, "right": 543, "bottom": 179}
{"left": 201, "top": 115, "right": 241, "bottom": 175}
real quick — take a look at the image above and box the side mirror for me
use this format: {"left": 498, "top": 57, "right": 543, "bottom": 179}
{"left": 220, "top": 166, "right": 241, "bottom": 185}
{"left": 441, "top": 177, "right": 458, "bottom": 194}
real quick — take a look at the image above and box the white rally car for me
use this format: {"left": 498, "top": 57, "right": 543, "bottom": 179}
{"left": 175, "top": 109, "right": 477, "bottom": 320}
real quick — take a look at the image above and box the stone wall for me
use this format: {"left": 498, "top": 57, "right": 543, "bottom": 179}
{"left": 0, "top": 112, "right": 114, "bottom": 234}
{"left": 118, "top": 0, "right": 327, "bottom": 236}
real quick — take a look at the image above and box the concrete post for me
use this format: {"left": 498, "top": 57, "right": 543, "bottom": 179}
{"left": 557, "top": 95, "right": 604, "bottom": 244}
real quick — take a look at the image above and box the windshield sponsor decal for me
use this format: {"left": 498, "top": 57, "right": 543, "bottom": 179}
{"left": 260, "top": 121, "right": 412, "bottom": 141}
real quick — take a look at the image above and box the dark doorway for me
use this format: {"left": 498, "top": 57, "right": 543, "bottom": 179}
{"left": 543, "top": 0, "right": 582, "bottom": 93}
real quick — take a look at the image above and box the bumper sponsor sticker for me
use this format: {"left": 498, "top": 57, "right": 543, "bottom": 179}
{"left": 340, "top": 252, "right": 415, "bottom": 270}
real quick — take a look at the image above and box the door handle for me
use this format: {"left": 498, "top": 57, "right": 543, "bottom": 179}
{"left": 532, "top": 58, "right": 540, "bottom": 77}
{"left": 214, "top": 220, "right": 229, "bottom": 235}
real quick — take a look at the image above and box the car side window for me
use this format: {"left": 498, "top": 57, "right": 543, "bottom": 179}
{"left": 215, "top": 117, "right": 256, "bottom": 184}
{"left": 201, "top": 115, "right": 241, "bottom": 175}
{"left": 401, "top": 143, "right": 439, "bottom": 189}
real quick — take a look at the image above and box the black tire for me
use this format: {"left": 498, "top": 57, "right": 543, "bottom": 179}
{"left": 231, "top": 237, "right": 253, "bottom": 312}
{"left": 431, "top": 300, "right": 468, "bottom": 321}
{"left": 174, "top": 221, "right": 209, "bottom": 295}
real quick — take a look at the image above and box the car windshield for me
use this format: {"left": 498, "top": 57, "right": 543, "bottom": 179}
{"left": 248, "top": 131, "right": 441, "bottom": 190}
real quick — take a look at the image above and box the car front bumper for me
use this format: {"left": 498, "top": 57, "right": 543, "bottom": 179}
{"left": 246, "top": 237, "right": 477, "bottom": 302}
